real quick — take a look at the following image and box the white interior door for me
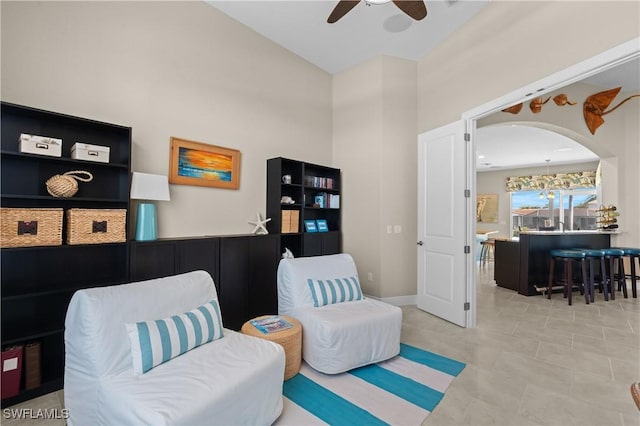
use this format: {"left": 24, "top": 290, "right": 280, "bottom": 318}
{"left": 417, "top": 121, "right": 469, "bottom": 327}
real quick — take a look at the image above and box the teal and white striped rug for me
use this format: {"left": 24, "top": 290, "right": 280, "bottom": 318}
{"left": 276, "top": 343, "right": 466, "bottom": 425}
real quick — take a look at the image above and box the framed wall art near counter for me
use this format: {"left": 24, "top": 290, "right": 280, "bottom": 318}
{"left": 476, "top": 194, "right": 498, "bottom": 223}
{"left": 169, "top": 137, "right": 241, "bottom": 189}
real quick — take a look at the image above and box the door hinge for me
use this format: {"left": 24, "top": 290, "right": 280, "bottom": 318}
{"left": 464, "top": 245, "right": 470, "bottom": 254}
{"left": 464, "top": 302, "right": 470, "bottom": 311}
{"left": 464, "top": 132, "right": 470, "bottom": 142}
{"left": 464, "top": 189, "right": 470, "bottom": 198}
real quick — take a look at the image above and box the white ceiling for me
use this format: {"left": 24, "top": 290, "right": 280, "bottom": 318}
{"left": 582, "top": 58, "right": 640, "bottom": 92}
{"left": 207, "top": 1, "right": 639, "bottom": 171}
{"left": 475, "top": 125, "right": 599, "bottom": 172}
{"left": 208, "top": 0, "right": 489, "bottom": 74}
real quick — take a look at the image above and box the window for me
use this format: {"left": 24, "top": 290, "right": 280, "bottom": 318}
{"left": 511, "top": 188, "right": 598, "bottom": 235}
{"left": 557, "top": 189, "right": 598, "bottom": 230}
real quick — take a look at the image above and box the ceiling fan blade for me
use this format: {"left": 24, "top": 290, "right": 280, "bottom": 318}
{"left": 328, "top": 0, "right": 360, "bottom": 23}
{"left": 392, "top": 0, "right": 427, "bottom": 21}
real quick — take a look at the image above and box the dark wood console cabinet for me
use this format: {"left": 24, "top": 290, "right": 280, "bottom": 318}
{"left": 130, "top": 237, "right": 219, "bottom": 284}
{"left": 219, "top": 235, "right": 280, "bottom": 330}
{"left": 130, "top": 234, "right": 279, "bottom": 331}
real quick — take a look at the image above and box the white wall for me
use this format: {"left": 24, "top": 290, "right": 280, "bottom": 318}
{"left": 332, "top": 58, "right": 383, "bottom": 296}
{"left": 380, "top": 58, "right": 418, "bottom": 299}
{"left": 1, "top": 1, "right": 332, "bottom": 237}
{"left": 332, "top": 56, "right": 417, "bottom": 298}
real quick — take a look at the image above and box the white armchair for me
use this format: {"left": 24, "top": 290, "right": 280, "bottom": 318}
{"left": 64, "top": 270, "right": 285, "bottom": 426}
{"left": 277, "top": 253, "right": 402, "bottom": 374}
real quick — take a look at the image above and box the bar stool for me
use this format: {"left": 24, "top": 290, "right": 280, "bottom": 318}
{"left": 573, "top": 248, "right": 608, "bottom": 302}
{"left": 548, "top": 249, "right": 589, "bottom": 305}
{"left": 602, "top": 248, "right": 626, "bottom": 299}
{"left": 616, "top": 247, "right": 640, "bottom": 298}
{"left": 480, "top": 239, "right": 495, "bottom": 266}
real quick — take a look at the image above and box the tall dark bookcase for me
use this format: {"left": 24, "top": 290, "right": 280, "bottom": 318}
{"left": 266, "top": 157, "right": 341, "bottom": 257}
{"left": 0, "top": 102, "right": 131, "bottom": 406}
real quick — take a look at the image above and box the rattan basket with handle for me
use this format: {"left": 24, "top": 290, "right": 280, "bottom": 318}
{"left": 46, "top": 170, "right": 93, "bottom": 198}
{"left": 0, "top": 208, "right": 63, "bottom": 248}
{"left": 66, "top": 209, "right": 126, "bottom": 245}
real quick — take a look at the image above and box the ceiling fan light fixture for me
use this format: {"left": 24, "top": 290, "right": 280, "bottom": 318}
{"left": 328, "top": 0, "right": 426, "bottom": 23}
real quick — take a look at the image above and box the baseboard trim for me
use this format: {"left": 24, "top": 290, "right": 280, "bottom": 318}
{"left": 364, "top": 294, "right": 416, "bottom": 306}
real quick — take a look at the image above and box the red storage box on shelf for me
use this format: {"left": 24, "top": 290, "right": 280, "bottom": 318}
{"left": 1, "top": 345, "right": 24, "bottom": 399}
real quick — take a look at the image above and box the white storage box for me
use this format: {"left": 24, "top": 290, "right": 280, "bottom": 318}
{"left": 71, "top": 143, "right": 110, "bottom": 163}
{"left": 19, "top": 134, "right": 62, "bottom": 157}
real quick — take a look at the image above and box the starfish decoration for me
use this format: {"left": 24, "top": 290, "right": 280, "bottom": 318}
{"left": 248, "top": 212, "right": 271, "bottom": 235}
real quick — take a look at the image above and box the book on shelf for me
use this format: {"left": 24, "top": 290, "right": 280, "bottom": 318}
{"left": 329, "top": 194, "right": 340, "bottom": 208}
{"left": 304, "top": 176, "right": 335, "bottom": 189}
{"left": 24, "top": 341, "right": 41, "bottom": 390}
{"left": 316, "top": 219, "right": 329, "bottom": 232}
{"left": 304, "top": 220, "right": 318, "bottom": 232}
{"left": 250, "top": 316, "right": 293, "bottom": 334}
{"left": 281, "top": 210, "right": 299, "bottom": 233}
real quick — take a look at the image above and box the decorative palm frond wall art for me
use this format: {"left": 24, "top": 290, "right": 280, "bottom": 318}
{"left": 553, "top": 94, "right": 577, "bottom": 106}
{"left": 583, "top": 87, "right": 640, "bottom": 134}
{"left": 529, "top": 96, "right": 551, "bottom": 113}
{"left": 502, "top": 93, "right": 577, "bottom": 115}
{"left": 501, "top": 87, "right": 639, "bottom": 135}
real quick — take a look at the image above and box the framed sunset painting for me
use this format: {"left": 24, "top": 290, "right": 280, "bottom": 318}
{"left": 169, "top": 137, "right": 241, "bottom": 189}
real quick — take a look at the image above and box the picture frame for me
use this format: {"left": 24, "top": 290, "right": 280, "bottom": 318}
{"left": 476, "top": 194, "right": 498, "bottom": 223}
{"left": 315, "top": 219, "right": 328, "bottom": 232}
{"left": 304, "top": 220, "right": 318, "bottom": 233}
{"left": 169, "top": 137, "right": 241, "bottom": 189}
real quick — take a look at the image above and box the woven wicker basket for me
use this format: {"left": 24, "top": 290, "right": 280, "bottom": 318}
{"left": 0, "top": 208, "right": 63, "bottom": 248}
{"left": 240, "top": 315, "right": 302, "bottom": 380}
{"left": 66, "top": 209, "right": 126, "bottom": 245}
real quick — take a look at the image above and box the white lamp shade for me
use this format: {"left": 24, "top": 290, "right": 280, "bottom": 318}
{"left": 130, "top": 172, "right": 171, "bottom": 201}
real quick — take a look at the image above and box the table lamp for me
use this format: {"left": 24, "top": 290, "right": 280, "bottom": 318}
{"left": 130, "top": 172, "right": 170, "bottom": 241}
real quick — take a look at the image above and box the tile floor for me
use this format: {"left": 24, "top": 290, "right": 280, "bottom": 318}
{"left": 4, "top": 262, "right": 639, "bottom": 426}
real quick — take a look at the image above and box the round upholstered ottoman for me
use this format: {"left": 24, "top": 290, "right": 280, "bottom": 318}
{"left": 241, "top": 315, "right": 302, "bottom": 380}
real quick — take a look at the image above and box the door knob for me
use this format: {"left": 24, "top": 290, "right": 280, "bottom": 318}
{"left": 417, "top": 241, "right": 424, "bottom": 246}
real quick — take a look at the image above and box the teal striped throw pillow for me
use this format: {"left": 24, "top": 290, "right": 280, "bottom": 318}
{"left": 126, "top": 299, "right": 224, "bottom": 374}
{"left": 307, "top": 277, "right": 363, "bottom": 307}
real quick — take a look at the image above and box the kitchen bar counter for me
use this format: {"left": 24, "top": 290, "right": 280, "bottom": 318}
{"left": 494, "top": 239, "right": 520, "bottom": 291}
{"left": 492, "top": 231, "right": 613, "bottom": 296}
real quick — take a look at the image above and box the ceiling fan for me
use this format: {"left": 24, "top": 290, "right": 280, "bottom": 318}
{"left": 328, "top": 0, "right": 427, "bottom": 24}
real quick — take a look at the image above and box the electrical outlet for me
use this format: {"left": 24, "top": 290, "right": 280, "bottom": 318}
{"left": 386, "top": 225, "right": 392, "bottom": 234}
{"left": 367, "top": 272, "right": 374, "bottom": 281}
{"left": 394, "top": 225, "right": 402, "bottom": 234}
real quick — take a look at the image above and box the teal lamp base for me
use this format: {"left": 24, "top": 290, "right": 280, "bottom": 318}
{"left": 135, "top": 203, "right": 158, "bottom": 241}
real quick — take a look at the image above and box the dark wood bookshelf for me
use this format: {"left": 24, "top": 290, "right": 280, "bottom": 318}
{"left": 266, "top": 157, "right": 341, "bottom": 257}
{"left": 1, "top": 102, "right": 131, "bottom": 407}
